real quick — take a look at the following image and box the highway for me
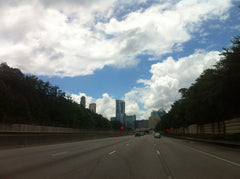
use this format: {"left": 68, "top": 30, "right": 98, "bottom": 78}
{"left": 0, "top": 135, "right": 239, "bottom": 179}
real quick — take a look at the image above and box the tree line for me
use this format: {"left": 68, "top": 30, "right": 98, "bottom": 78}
{"left": 156, "top": 36, "right": 240, "bottom": 131}
{"left": 0, "top": 63, "right": 112, "bottom": 129}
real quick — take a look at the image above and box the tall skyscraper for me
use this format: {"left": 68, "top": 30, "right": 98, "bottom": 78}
{"left": 151, "top": 108, "right": 166, "bottom": 117}
{"left": 80, "top": 96, "right": 86, "bottom": 108}
{"left": 149, "top": 108, "right": 166, "bottom": 129}
{"left": 126, "top": 115, "right": 136, "bottom": 129}
{"left": 89, "top": 103, "right": 96, "bottom": 113}
{"left": 116, "top": 100, "right": 126, "bottom": 124}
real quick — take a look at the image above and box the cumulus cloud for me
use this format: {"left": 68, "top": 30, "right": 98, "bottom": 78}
{"left": 126, "top": 50, "right": 221, "bottom": 118}
{"left": 71, "top": 92, "right": 94, "bottom": 107}
{"left": 69, "top": 50, "right": 221, "bottom": 119}
{"left": 70, "top": 92, "right": 115, "bottom": 119}
{"left": 123, "top": 90, "right": 141, "bottom": 115}
{"left": 0, "top": 0, "right": 233, "bottom": 120}
{"left": 95, "top": 93, "right": 115, "bottom": 119}
{"left": 0, "top": 0, "right": 232, "bottom": 77}
{"left": 70, "top": 90, "right": 142, "bottom": 119}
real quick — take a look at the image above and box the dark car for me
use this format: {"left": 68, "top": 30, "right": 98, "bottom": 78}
{"left": 135, "top": 132, "right": 141, "bottom": 137}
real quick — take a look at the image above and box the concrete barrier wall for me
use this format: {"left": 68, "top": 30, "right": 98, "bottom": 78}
{"left": 225, "top": 118, "right": 240, "bottom": 134}
{"left": 0, "top": 132, "right": 133, "bottom": 149}
{"left": 0, "top": 124, "right": 82, "bottom": 133}
{"left": 0, "top": 123, "right": 134, "bottom": 136}
{"left": 188, "top": 124, "right": 197, "bottom": 134}
{"left": 170, "top": 118, "right": 240, "bottom": 135}
{"left": 0, "top": 124, "right": 134, "bottom": 148}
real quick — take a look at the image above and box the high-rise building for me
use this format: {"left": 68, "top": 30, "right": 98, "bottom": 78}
{"left": 110, "top": 117, "right": 117, "bottom": 121}
{"left": 80, "top": 96, "right": 86, "bottom": 108}
{"left": 149, "top": 116, "right": 160, "bottom": 129}
{"left": 89, "top": 103, "right": 96, "bottom": 113}
{"left": 151, "top": 110, "right": 159, "bottom": 117}
{"left": 151, "top": 108, "right": 166, "bottom": 117}
{"left": 149, "top": 108, "right": 166, "bottom": 129}
{"left": 135, "top": 119, "right": 149, "bottom": 129}
{"left": 126, "top": 115, "right": 136, "bottom": 129}
{"left": 116, "top": 100, "right": 126, "bottom": 124}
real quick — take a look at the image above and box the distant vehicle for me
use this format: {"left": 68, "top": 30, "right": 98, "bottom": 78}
{"left": 154, "top": 132, "right": 161, "bottom": 138}
{"left": 135, "top": 132, "right": 141, "bottom": 137}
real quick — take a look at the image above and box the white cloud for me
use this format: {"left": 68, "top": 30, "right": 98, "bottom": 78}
{"left": 0, "top": 0, "right": 232, "bottom": 77}
{"left": 123, "top": 90, "right": 141, "bottom": 115}
{"left": 70, "top": 90, "right": 142, "bottom": 119}
{"left": 0, "top": 0, "right": 233, "bottom": 119}
{"left": 95, "top": 93, "right": 115, "bottom": 119}
{"left": 69, "top": 50, "right": 221, "bottom": 120}
{"left": 125, "top": 50, "right": 221, "bottom": 119}
{"left": 70, "top": 92, "right": 115, "bottom": 120}
{"left": 71, "top": 92, "right": 93, "bottom": 107}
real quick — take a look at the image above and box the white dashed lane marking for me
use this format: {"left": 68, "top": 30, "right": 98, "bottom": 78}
{"left": 52, "top": 151, "right": 68, "bottom": 157}
{"left": 108, "top": 150, "right": 116, "bottom": 155}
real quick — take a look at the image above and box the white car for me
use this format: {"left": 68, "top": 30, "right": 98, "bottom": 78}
{"left": 154, "top": 132, "right": 161, "bottom": 138}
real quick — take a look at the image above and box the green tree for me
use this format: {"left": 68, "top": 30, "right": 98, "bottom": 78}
{"left": 0, "top": 63, "right": 111, "bottom": 129}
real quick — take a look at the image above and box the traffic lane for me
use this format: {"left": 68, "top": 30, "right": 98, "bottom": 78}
{"left": 53, "top": 136, "right": 139, "bottom": 179}
{"left": 21, "top": 134, "right": 167, "bottom": 179}
{"left": 53, "top": 135, "right": 142, "bottom": 178}
{"left": 167, "top": 137, "right": 240, "bottom": 164}
{"left": 0, "top": 135, "right": 134, "bottom": 178}
{"left": 88, "top": 135, "right": 168, "bottom": 179}
{"left": 154, "top": 136, "right": 240, "bottom": 179}
{"left": 0, "top": 135, "right": 132, "bottom": 159}
{"left": 3, "top": 134, "right": 239, "bottom": 179}
{"left": 0, "top": 135, "right": 135, "bottom": 178}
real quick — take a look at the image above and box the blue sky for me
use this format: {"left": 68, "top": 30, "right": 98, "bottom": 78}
{"left": 1, "top": 0, "right": 240, "bottom": 119}
{"left": 39, "top": 54, "right": 153, "bottom": 99}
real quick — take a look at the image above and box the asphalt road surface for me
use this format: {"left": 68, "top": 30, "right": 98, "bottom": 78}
{"left": 0, "top": 135, "right": 240, "bottom": 179}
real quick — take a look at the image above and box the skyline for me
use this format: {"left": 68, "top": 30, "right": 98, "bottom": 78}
{"left": 1, "top": 0, "right": 240, "bottom": 120}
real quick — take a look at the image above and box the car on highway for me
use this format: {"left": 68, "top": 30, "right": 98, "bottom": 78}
{"left": 154, "top": 132, "right": 161, "bottom": 138}
{"left": 135, "top": 132, "right": 141, "bottom": 137}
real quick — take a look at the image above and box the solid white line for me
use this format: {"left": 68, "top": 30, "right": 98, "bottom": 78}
{"left": 157, "top": 150, "right": 160, "bottom": 155}
{"left": 52, "top": 151, "right": 68, "bottom": 156}
{"left": 108, "top": 150, "right": 116, "bottom": 155}
{"left": 189, "top": 147, "right": 240, "bottom": 167}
